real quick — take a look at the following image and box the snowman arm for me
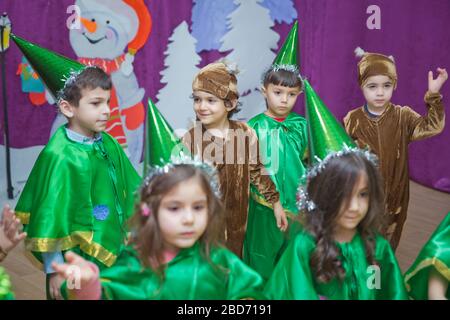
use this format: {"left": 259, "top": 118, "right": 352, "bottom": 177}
{"left": 120, "top": 53, "right": 134, "bottom": 77}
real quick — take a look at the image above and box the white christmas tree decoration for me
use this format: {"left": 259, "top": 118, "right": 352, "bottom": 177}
{"left": 157, "top": 21, "right": 201, "bottom": 132}
{"left": 220, "top": 0, "right": 279, "bottom": 94}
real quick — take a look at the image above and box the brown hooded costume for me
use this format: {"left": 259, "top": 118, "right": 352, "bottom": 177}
{"left": 344, "top": 50, "right": 445, "bottom": 250}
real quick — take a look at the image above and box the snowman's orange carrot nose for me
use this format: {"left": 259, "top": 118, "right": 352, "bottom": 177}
{"left": 80, "top": 17, "right": 97, "bottom": 33}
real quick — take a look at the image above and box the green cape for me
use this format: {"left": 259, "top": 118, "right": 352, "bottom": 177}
{"left": 244, "top": 112, "right": 308, "bottom": 280}
{"left": 15, "top": 126, "right": 141, "bottom": 268}
{"left": 264, "top": 229, "right": 408, "bottom": 300}
{"left": 63, "top": 243, "right": 265, "bottom": 300}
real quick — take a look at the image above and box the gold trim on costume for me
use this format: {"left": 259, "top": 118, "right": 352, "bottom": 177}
{"left": 24, "top": 231, "right": 118, "bottom": 267}
{"left": 25, "top": 231, "right": 94, "bottom": 252}
{"left": 80, "top": 242, "right": 117, "bottom": 267}
{"left": 404, "top": 257, "right": 450, "bottom": 292}
{"left": 15, "top": 211, "right": 30, "bottom": 225}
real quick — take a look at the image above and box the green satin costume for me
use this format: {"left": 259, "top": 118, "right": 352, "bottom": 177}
{"left": 0, "top": 267, "right": 14, "bottom": 300}
{"left": 243, "top": 112, "right": 308, "bottom": 280}
{"left": 264, "top": 229, "right": 408, "bottom": 300}
{"left": 83, "top": 243, "right": 265, "bottom": 300}
{"left": 15, "top": 126, "right": 141, "bottom": 269}
{"left": 404, "top": 212, "right": 450, "bottom": 300}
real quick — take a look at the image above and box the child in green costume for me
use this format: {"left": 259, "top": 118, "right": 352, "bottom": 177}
{"left": 243, "top": 21, "right": 308, "bottom": 281}
{"left": 264, "top": 80, "right": 407, "bottom": 300}
{"left": 11, "top": 35, "right": 140, "bottom": 299}
{"left": 404, "top": 212, "right": 449, "bottom": 300}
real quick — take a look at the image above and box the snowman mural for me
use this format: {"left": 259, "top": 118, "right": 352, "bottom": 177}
{"left": 18, "top": 0, "right": 151, "bottom": 167}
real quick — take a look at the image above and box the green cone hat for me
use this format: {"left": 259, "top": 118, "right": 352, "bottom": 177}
{"left": 144, "top": 99, "right": 190, "bottom": 175}
{"left": 272, "top": 21, "right": 299, "bottom": 71}
{"left": 303, "top": 79, "right": 356, "bottom": 165}
{"left": 11, "top": 34, "right": 85, "bottom": 99}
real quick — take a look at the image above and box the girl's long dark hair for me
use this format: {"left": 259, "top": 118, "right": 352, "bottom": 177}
{"left": 304, "top": 153, "right": 385, "bottom": 283}
{"left": 129, "top": 164, "right": 224, "bottom": 276}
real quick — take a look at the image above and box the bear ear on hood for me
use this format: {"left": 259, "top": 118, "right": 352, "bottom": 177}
{"left": 354, "top": 47, "right": 366, "bottom": 58}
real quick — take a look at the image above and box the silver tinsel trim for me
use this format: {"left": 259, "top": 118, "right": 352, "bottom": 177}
{"left": 271, "top": 64, "right": 299, "bottom": 73}
{"left": 218, "top": 58, "right": 240, "bottom": 76}
{"left": 296, "top": 145, "right": 378, "bottom": 212}
{"left": 261, "top": 64, "right": 303, "bottom": 84}
{"left": 56, "top": 66, "right": 100, "bottom": 103}
{"left": 142, "top": 155, "right": 222, "bottom": 199}
{"left": 296, "top": 184, "right": 317, "bottom": 212}
{"left": 306, "top": 145, "right": 378, "bottom": 182}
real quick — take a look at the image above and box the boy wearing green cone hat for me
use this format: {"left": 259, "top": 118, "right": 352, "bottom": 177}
{"left": 344, "top": 48, "right": 447, "bottom": 251}
{"left": 11, "top": 35, "right": 140, "bottom": 299}
{"left": 243, "top": 21, "right": 308, "bottom": 281}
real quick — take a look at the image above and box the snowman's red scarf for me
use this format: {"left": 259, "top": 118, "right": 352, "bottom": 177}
{"left": 78, "top": 54, "right": 126, "bottom": 74}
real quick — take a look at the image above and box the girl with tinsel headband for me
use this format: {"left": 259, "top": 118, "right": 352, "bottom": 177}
{"left": 243, "top": 21, "right": 308, "bottom": 281}
{"left": 264, "top": 80, "right": 408, "bottom": 299}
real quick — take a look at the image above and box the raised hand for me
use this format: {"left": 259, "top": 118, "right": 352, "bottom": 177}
{"left": 428, "top": 68, "right": 448, "bottom": 94}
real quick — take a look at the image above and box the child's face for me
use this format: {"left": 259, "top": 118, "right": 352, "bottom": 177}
{"left": 61, "top": 87, "right": 111, "bottom": 137}
{"left": 157, "top": 176, "right": 208, "bottom": 252}
{"left": 335, "top": 172, "right": 369, "bottom": 235}
{"left": 193, "top": 90, "right": 235, "bottom": 128}
{"left": 262, "top": 83, "right": 301, "bottom": 118}
{"left": 362, "top": 75, "right": 394, "bottom": 111}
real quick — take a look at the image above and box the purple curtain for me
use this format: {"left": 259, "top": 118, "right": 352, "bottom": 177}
{"left": 0, "top": 0, "right": 449, "bottom": 192}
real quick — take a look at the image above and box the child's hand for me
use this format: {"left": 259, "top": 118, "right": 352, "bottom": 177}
{"left": 48, "top": 273, "right": 65, "bottom": 300}
{"left": 428, "top": 268, "right": 448, "bottom": 300}
{"left": 428, "top": 68, "right": 448, "bottom": 94}
{"left": 0, "top": 204, "right": 27, "bottom": 253}
{"left": 273, "top": 201, "right": 288, "bottom": 232}
{"left": 52, "top": 251, "right": 98, "bottom": 293}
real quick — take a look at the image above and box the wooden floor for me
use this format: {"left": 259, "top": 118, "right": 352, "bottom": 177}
{"left": 396, "top": 181, "right": 449, "bottom": 271}
{"left": 2, "top": 180, "right": 449, "bottom": 300}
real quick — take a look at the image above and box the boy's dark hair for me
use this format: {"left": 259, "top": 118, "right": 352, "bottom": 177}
{"left": 59, "top": 67, "right": 112, "bottom": 106}
{"left": 263, "top": 68, "right": 303, "bottom": 90}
